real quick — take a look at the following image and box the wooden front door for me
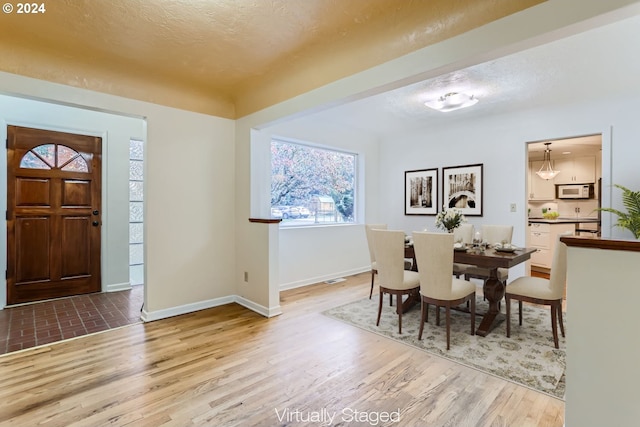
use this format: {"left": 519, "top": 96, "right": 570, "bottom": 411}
{"left": 6, "top": 126, "right": 102, "bottom": 305}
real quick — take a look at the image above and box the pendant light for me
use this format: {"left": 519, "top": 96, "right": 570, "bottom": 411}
{"left": 536, "top": 142, "right": 560, "bottom": 180}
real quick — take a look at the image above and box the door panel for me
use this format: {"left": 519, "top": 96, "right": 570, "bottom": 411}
{"left": 61, "top": 216, "right": 91, "bottom": 278}
{"left": 16, "top": 217, "right": 51, "bottom": 282}
{"left": 16, "top": 178, "right": 51, "bottom": 206}
{"left": 61, "top": 180, "right": 91, "bottom": 206}
{"left": 7, "top": 125, "right": 102, "bottom": 305}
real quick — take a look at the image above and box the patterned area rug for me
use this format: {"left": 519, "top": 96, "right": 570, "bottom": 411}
{"left": 323, "top": 296, "right": 565, "bottom": 399}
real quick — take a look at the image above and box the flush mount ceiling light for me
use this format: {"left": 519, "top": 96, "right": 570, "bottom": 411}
{"left": 424, "top": 92, "right": 478, "bottom": 112}
{"left": 536, "top": 142, "right": 560, "bottom": 180}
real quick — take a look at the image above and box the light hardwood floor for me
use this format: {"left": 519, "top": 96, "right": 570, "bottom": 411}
{"left": 0, "top": 273, "right": 564, "bottom": 426}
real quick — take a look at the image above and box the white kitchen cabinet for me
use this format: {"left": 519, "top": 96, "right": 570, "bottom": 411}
{"left": 553, "top": 156, "right": 595, "bottom": 184}
{"left": 528, "top": 161, "right": 556, "bottom": 200}
{"left": 529, "top": 222, "right": 575, "bottom": 269}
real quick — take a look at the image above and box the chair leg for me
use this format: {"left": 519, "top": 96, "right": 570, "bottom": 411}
{"left": 550, "top": 302, "right": 559, "bottom": 349}
{"left": 557, "top": 303, "right": 565, "bottom": 337}
{"left": 418, "top": 300, "right": 426, "bottom": 340}
{"left": 445, "top": 306, "right": 451, "bottom": 350}
{"left": 397, "top": 293, "right": 403, "bottom": 334}
{"left": 435, "top": 306, "right": 440, "bottom": 326}
{"left": 518, "top": 300, "right": 523, "bottom": 326}
{"left": 470, "top": 294, "right": 476, "bottom": 335}
{"left": 505, "top": 295, "right": 511, "bottom": 338}
{"left": 376, "top": 290, "right": 383, "bottom": 327}
{"left": 369, "top": 270, "right": 375, "bottom": 299}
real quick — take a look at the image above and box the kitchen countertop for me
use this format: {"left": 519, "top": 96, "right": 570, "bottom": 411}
{"left": 528, "top": 217, "right": 600, "bottom": 224}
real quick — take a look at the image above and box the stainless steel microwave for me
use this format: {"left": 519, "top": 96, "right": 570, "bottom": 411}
{"left": 557, "top": 184, "right": 594, "bottom": 199}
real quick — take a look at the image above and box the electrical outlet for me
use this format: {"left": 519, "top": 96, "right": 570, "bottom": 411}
{"left": 243, "top": 271, "right": 248, "bottom": 282}
{"left": 510, "top": 203, "right": 517, "bottom": 212}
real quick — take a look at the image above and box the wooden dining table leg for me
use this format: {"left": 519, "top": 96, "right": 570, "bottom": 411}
{"left": 398, "top": 288, "right": 420, "bottom": 314}
{"left": 475, "top": 268, "right": 505, "bottom": 337}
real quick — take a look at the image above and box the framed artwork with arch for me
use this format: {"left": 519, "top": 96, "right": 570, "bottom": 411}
{"left": 442, "top": 163, "right": 483, "bottom": 216}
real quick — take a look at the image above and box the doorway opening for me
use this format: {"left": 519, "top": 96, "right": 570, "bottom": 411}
{"left": 526, "top": 134, "right": 602, "bottom": 278}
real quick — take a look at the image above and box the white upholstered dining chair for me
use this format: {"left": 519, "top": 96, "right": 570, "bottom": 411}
{"left": 365, "top": 223, "right": 387, "bottom": 299}
{"left": 505, "top": 235, "right": 567, "bottom": 349}
{"left": 464, "top": 224, "right": 514, "bottom": 285}
{"left": 452, "top": 223, "right": 474, "bottom": 278}
{"left": 413, "top": 231, "right": 476, "bottom": 350}
{"left": 371, "top": 229, "right": 420, "bottom": 334}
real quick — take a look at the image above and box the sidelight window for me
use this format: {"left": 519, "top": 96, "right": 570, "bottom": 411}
{"left": 129, "top": 139, "right": 145, "bottom": 286}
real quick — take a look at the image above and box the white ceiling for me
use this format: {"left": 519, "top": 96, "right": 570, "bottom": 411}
{"left": 295, "top": 13, "right": 640, "bottom": 145}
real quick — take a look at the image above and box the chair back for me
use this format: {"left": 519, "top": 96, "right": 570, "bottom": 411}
{"left": 365, "top": 224, "right": 387, "bottom": 263}
{"left": 549, "top": 235, "right": 568, "bottom": 299}
{"left": 481, "top": 224, "right": 513, "bottom": 245}
{"left": 453, "top": 223, "right": 474, "bottom": 244}
{"left": 371, "top": 229, "right": 405, "bottom": 290}
{"left": 413, "top": 232, "right": 455, "bottom": 299}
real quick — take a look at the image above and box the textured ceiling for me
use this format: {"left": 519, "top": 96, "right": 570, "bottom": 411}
{"left": 0, "top": 0, "right": 543, "bottom": 117}
{"left": 295, "top": 11, "right": 640, "bottom": 143}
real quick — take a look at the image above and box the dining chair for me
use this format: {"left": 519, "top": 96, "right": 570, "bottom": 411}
{"left": 464, "top": 224, "right": 514, "bottom": 285}
{"left": 365, "top": 223, "right": 387, "bottom": 299}
{"left": 452, "top": 223, "right": 474, "bottom": 278}
{"left": 505, "top": 235, "right": 567, "bottom": 349}
{"left": 371, "top": 229, "right": 420, "bottom": 334}
{"left": 413, "top": 231, "right": 476, "bottom": 350}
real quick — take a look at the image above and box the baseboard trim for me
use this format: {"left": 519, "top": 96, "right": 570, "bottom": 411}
{"left": 141, "top": 294, "right": 281, "bottom": 322}
{"left": 105, "top": 282, "right": 132, "bottom": 292}
{"left": 141, "top": 295, "right": 235, "bottom": 322}
{"left": 279, "top": 266, "right": 369, "bottom": 291}
{"left": 235, "top": 295, "right": 282, "bottom": 317}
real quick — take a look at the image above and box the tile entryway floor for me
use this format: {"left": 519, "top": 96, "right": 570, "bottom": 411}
{"left": 0, "top": 285, "right": 143, "bottom": 355}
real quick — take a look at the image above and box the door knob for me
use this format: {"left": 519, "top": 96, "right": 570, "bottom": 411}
{"left": 93, "top": 210, "right": 99, "bottom": 215}
{"left": 92, "top": 221, "right": 100, "bottom": 226}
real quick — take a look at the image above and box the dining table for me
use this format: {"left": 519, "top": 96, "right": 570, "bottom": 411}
{"left": 404, "top": 243, "right": 537, "bottom": 337}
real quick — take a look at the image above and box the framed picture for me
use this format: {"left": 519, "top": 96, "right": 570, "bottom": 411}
{"left": 405, "top": 168, "right": 438, "bottom": 215}
{"left": 442, "top": 163, "right": 483, "bottom": 216}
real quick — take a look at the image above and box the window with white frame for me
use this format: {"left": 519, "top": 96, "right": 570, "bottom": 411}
{"left": 271, "top": 138, "right": 356, "bottom": 225}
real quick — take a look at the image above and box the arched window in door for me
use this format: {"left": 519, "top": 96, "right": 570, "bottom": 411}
{"left": 19, "top": 143, "right": 89, "bottom": 172}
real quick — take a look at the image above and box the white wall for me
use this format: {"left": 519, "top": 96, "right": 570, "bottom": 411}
{"left": 143, "top": 105, "right": 236, "bottom": 319}
{"left": 0, "top": 72, "right": 236, "bottom": 318}
{"left": 0, "top": 93, "right": 143, "bottom": 307}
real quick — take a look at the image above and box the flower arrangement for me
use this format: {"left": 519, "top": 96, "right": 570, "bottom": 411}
{"left": 435, "top": 206, "right": 466, "bottom": 233}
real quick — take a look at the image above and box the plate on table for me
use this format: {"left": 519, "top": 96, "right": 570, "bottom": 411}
{"left": 495, "top": 246, "right": 518, "bottom": 253}
{"left": 453, "top": 245, "right": 468, "bottom": 252}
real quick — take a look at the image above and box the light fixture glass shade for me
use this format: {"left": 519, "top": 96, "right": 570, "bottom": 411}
{"left": 536, "top": 143, "right": 560, "bottom": 180}
{"left": 424, "top": 92, "right": 478, "bottom": 112}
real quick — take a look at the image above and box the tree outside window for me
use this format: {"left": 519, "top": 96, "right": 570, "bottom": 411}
{"left": 271, "top": 139, "right": 356, "bottom": 225}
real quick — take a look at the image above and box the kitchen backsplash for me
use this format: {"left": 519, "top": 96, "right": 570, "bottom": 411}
{"left": 528, "top": 199, "right": 599, "bottom": 218}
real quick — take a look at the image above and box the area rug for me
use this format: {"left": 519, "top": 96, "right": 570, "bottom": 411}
{"left": 323, "top": 297, "right": 565, "bottom": 399}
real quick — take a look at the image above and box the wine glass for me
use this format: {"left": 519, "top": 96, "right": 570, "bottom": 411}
{"left": 472, "top": 231, "right": 482, "bottom": 248}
